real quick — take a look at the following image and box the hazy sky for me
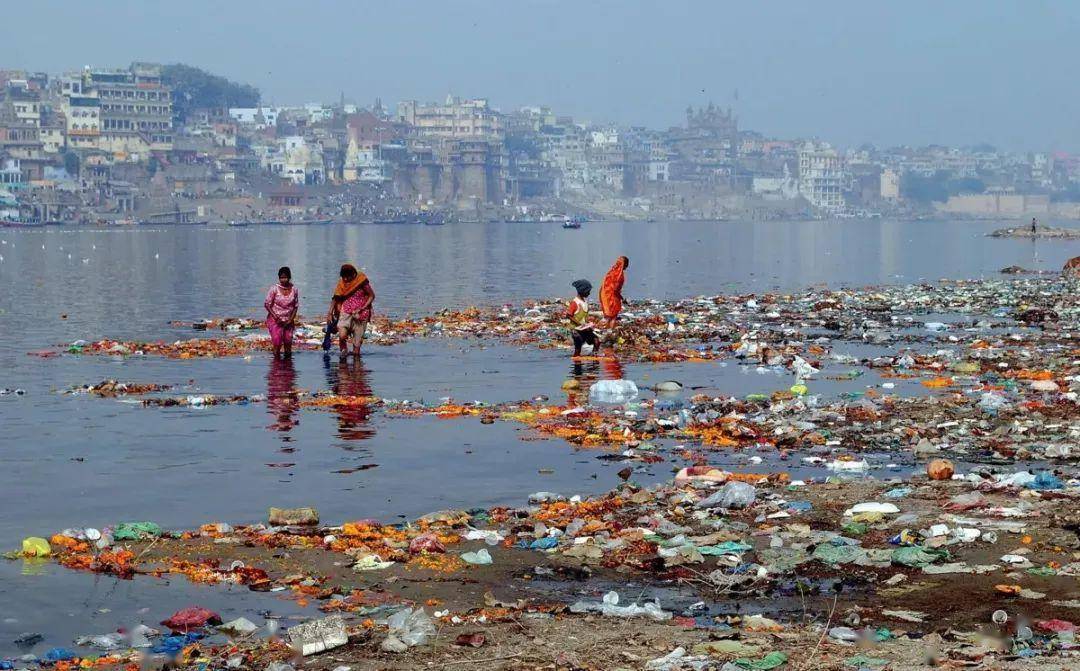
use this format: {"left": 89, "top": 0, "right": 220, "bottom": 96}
{"left": 6, "top": 1, "right": 1079, "bottom": 151}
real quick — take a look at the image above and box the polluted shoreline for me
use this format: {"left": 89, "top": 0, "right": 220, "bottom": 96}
{"left": 7, "top": 275, "right": 1080, "bottom": 670}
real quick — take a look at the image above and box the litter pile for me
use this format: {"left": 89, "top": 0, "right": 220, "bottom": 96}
{"left": 9, "top": 458, "right": 1080, "bottom": 668}
{"left": 12, "top": 275, "right": 1080, "bottom": 668}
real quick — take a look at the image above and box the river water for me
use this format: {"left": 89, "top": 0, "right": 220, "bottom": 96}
{"left": 0, "top": 218, "right": 1077, "bottom": 654}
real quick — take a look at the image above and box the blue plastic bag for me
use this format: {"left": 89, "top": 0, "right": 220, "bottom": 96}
{"left": 322, "top": 319, "right": 338, "bottom": 351}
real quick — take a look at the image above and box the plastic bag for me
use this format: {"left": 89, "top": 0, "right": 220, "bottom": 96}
{"left": 568, "top": 591, "right": 672, "bottom": 620}
{"left": 408, "top": 533, "right": 446, "bottom": 554}
{"left": 75, "top": 633, "right": 124, "bottom": 651}
{"left": 386, "top": 608, "right": 436, "bottom": 647}
{"left": 697, "top": 482, "right": 756, "bottom": 509}
{"left": 322, "top": 319, "right": 338, "bottom": 351}
{"left": 460, "top": 548, "right": 492, "bottom": 565}
{"left": 1027, "top": 471, "right": 1064, "bottom": 490}
{"left": 588, "top": 379, "right": 639, "bottom": 404}
{"left": 113, "top": 521, "right": 162, "bottom": 541}
{"left": 21, "top": 537, "right": 51, "bottom": 557}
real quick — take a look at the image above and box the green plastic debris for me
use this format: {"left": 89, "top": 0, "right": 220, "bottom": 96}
{"left": 745, "top": 393, "right": 769, "bottom": 402}
{"left": 841, "top": 522, "right": 868, "bottom": 536}
{"left": 734, "top": 651, "right": 789, "bottom": 670}
{"left": 699, "top": 541, "right": 753, "bottom": 555}
{"left": 113, "top": 521, "right": 162, "bottom": 541}
{"left": 812, "top": 543, "right": 866, "bottom": 565}
{"left": 873, "top": 627, "right": 892, "bottom": 642}
{"left": 891, "top": 546, "right": 948, "bottom": 567}
{"left": 756, "top": 548, "right": 810, "bottom": 572}
{"left": 844, "top": 655, "right": 889, "bottom": 668}
{"left": 21, "top": 537, "right": 51, "bottom": 557}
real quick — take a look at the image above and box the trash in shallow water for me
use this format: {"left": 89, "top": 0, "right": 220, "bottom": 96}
{"left": 569, "top": 591, "right": 672, "bottom": 620}
{"left": 161, "top": 606, "right": 221, "bottom": 632}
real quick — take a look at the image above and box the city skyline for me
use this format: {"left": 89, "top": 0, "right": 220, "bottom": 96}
{"left": 5, "top": 1, "right": 1080, "bottom": 152}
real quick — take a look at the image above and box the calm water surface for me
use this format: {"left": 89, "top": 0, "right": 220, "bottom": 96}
{"left": 0, "top": 218, "right": 1076, "bottom": 653}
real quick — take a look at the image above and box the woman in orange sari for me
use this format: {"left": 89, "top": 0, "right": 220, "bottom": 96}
{"left": 327, "top": 264, "right": 375, "bottom": 358}
{"left": 599, "top": 256, "right": 629, "bottom": 329}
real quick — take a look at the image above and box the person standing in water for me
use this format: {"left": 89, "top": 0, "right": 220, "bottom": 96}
{"left": 567, "top": 279, "right": 599, "bottom": 357}
{"left": 327, "top": 264, "right": 375, "bottom": 358}
{"left": 599, "top": 255, "right": 629, "bottom": 329}
{"left": 264, "top": 266, "right": 299, "bottom": 359}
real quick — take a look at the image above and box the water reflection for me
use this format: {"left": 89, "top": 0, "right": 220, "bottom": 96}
{"left": 266, "top": 357, "right": 299, "bottom": 436}
{"left": 323, "top": 355, "right": 374, "bottom": 441}
{"left": 565, "top": 358, "right": 600, "bottom": 405}
{"left": 599, "top": 355, "right": 625, "bottom": 381}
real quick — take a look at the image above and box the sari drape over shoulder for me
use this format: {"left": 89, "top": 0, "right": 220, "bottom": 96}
{"left": 333, "top": 264, "right": 368, "bottom": 302}
{"left": 599, "top": 257, "right": 627, "bottom": 319}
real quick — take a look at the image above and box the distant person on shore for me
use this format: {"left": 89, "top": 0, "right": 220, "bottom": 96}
{"left": 599, "top": 255, "right": 630, "bottom": 329}
{"left": 1032, "top": 217, "right": 1038, "bottom": 235}
{"left": 328, "top": 264, "right": 375, "bottom": 358}
{"left": 567, "top": 279, "right": 599, "bottom": 357}
{"left": 264, "top": 266, "right": 299, "bottom": 359}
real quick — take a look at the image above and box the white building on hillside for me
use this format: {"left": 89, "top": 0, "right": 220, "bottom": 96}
{"left": 798, "top": 142, "right": 847, "bottom": 213}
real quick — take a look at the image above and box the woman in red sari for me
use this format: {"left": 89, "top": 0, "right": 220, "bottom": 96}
{"left": 599, "top": 256, "right": 629, "bottom": 329}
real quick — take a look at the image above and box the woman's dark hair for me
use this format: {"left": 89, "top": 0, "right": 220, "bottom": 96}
{"left": 278, "top": 266, "right": 291, "bottom": 280}
{"left": 622, "top": 255, "right": 630, "bottom": 269}
{"left": 339, "top": 264, "right": 357, "bottom": 279}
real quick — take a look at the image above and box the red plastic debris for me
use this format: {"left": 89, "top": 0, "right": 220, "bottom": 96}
{"left": 408, "top": 533, "right": 446, "bottom": 554}
{"left": 454, "top": 632, "right": 486, "bottom": 647}
{"left": 161, "top": 606, "right": 222, "bottom": 632}
{"left": 1036, "top": 619, "right": 1077, "bottom": 634}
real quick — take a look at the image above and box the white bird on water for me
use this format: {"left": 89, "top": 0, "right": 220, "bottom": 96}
{"left": 154, "top": 253, "right": 159, "bottom": 259}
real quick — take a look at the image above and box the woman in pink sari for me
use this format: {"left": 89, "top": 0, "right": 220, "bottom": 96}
{"left": 265, "top": 266, "right": 300, "bottom": 359}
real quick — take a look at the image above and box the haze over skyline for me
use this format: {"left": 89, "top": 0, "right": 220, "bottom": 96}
{"left": 6, "top": 0, "right": 1078, "bottom": 152}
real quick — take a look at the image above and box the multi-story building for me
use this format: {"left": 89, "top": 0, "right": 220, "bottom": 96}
{"left": 61, "top": 63, "right": 173, "bottom": 156}
{"left": 8, "top": 88, "right": 42, "bottom": 128}
{"left": 0, "top": 83, "right": 45, "bottom": 159}
{"left": 397, "top": 96, "right": 503, "bottom": 140}
{"left": 61, "top": 86, "right": 101, "bottom": 150}
{"left": 798, "top": 142, "right": 847, "bottom": 213}
{"left": 880, "top": 168, "right": 900, "bottom": 200}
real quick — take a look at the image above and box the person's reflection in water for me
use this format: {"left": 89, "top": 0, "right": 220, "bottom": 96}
{"left": 599, "top": 354, "right": 625, "bottom": 381}
{"left": 266, "top": 356, "right": 299, "bottom": 436}
{"left": 324, "top": 355, "right": 375, "bottom": 441}
{"left": 565, "top": 358, "right": 600, "bottom": 406}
